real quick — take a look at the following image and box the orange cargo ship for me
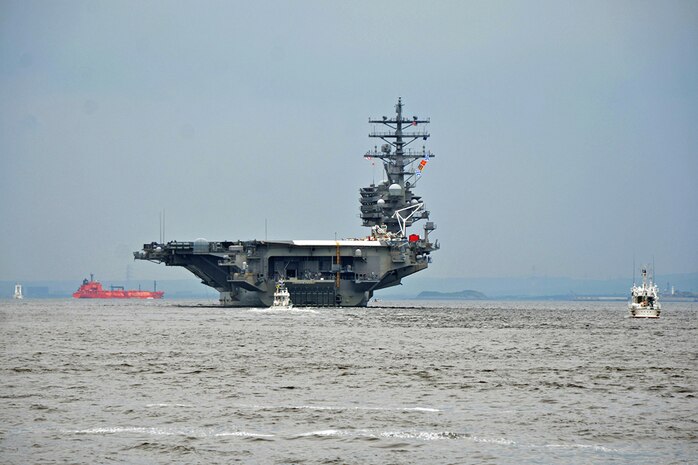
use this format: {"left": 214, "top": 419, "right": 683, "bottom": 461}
{"left": 73, "top": 275, "right": 164, "bottom": 299}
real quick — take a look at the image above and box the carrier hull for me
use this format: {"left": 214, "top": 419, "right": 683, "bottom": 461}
{"left": 136, "top": 239, "right": 429, "bottom": 307}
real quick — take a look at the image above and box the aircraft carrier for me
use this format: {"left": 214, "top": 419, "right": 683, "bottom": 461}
{"left": 134, "top": 98, "right": 439, "bottom": 306}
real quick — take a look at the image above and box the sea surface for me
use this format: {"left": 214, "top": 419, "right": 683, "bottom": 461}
{"left": 1, "top": 298, "right": 696, "bottom": 464}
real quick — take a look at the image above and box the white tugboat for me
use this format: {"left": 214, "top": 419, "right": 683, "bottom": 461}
{"left": 629, "top": 267, "right": 661, "bottom": 318}
{"left": 13, "top": 283, "right": 24, "bottom": 299}
{"left": 271, "top": 280, "right": 293, "bottom": 309}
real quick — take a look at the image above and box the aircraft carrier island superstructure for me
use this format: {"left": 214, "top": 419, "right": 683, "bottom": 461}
{"left": 134, "top": 98, "right": 439, "bottom": 306}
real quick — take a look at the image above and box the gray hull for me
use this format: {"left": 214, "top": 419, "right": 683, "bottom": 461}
{"left": 136, "top": 239, "right": 430, "bottom": 307}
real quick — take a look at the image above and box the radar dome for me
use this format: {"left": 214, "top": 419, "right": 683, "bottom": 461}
{"left": 388, "top": 183, "right": 402, "bottom": 196}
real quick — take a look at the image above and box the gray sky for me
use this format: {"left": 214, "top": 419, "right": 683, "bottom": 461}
{"left": 2, "top": 0, "right": 697, "bottom": 283}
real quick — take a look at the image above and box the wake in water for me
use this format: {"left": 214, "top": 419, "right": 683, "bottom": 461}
{"left": 65, "top": 427, "right": 273, "bottom": 438}
{"left": 62, "top": 425, "right": 621, "bottom": 455}
{"left": 247, "top": 307, "right": 319, "bottom": 315}
{"left": 241, "top": 403, "right": 441, "bottom": 413}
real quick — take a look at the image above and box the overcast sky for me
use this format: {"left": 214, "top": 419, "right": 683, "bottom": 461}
{"left": 1, "top": 0, "right": 697, "bottom": 283}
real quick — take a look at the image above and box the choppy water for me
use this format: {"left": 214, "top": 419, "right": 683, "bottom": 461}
{"left": 1, "top": 298, "right": 696, "bottom": 464}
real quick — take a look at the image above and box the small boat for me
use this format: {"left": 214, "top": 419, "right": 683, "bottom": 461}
{"left": 73, "top": 274, "right": 164, "bottom": 299}
{"left": 13, "top": 283, "right": 23, "bottom": 299}
{"left": 271, "top": 280, "right": 293, "bottom": 309}
{"left": 629, "top": 267, "right": 661, "bottom": 318}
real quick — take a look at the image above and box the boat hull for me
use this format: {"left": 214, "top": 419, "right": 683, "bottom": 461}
{"left": 73, "top": 292, "right": 164, "bottom": 299}
{"left": 73, "top": 278, "right": 164, "bottom": 299}
{"left": 628, "top": 305, "right": 660, "bottom": 318}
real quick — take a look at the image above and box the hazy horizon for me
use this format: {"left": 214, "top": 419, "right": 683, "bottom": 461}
{"left": 2, "top": 1, "right": 697, "bottom": 283}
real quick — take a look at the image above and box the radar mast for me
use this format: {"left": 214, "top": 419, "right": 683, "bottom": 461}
{"left": 360, "top": 98, "right": 436, "bottom": 236}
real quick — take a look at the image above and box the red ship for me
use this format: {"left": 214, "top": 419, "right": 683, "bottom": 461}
{"left": 73, "top": 274, "right": 164, "bottom": 299}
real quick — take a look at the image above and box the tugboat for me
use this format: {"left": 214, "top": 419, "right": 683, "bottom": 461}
{"left": 73, "top": 274, "right": 164, "bottom": 299}
{"left": 271, "top": 280, "right": 293, "bottom": 309}
{"left": 629, "top": 267, "right": 661, "bottom": 318}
